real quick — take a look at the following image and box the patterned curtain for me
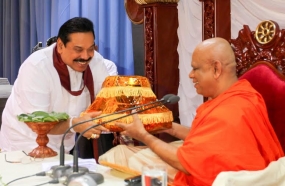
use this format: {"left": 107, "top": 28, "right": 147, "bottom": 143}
{"left": 0, "top": 0, "right": 134, "bottom": 84}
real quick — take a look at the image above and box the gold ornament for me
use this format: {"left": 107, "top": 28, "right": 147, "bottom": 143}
{"left": 255, "top": 20, "right": 276, "bottom": 44}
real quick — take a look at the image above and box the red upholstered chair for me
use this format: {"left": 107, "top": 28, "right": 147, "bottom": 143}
{"left": 229, "top": 20, "right": 285, "bottom": 152}
{"left": 238, "top": 62, "right": 285, "bottom": 152}
{"left": 213, "top": 61, "right": 285, "bottom": 185}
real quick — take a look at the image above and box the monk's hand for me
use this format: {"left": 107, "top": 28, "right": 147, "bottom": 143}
{"left": 115, "top": 114, "right": 148, "bottom": 141}
{"left": 72, "top": 111, "right": 109, "bottom": 139}
{"left": 154, "top": 121, "right": 179, "bottom": 134}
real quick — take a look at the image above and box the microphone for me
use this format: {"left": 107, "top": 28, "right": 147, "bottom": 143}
{"left": 67, "top": 174, "right": 98, "bottom": 186}
{"left": 63, "top": 94, "right": 180, "bottom": 185}
{"left": 63, "top": 173, "right": 103, "bottom": 186}
{"left": 47, "top": 94, "right": 177, "bottom": 179}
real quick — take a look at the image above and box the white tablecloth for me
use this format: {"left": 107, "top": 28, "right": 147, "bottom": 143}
{"left": 0, "top": 150, "right": 129, "bottom": 186}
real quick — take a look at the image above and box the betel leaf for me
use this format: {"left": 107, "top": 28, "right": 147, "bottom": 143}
{"left": 32, "top": 111, "right": 50, "bottom": 117}
{"left": 49, "top": 112, "right": 69, "bottom": 121}
{"left": 17, "top": 114, "right": 32, "bottom": 122}
{"left": 42, "top": 116, "right": 58, "bottom": 122}
{"left": 17, "top": 111, "right": 69, "bottom": 123}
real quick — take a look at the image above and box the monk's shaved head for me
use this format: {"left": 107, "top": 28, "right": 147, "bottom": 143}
{"left": 195, "top": 37, "right": 236, "bottom": 75}
{"left": 189, "top": 37, "right": 238, "bottom": 99}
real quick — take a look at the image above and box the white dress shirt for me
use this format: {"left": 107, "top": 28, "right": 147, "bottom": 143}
{"left": 103, "top": 58, "right": 118, "bottom": 76}
{"left": 0, "top": 44, "right": 109, "bottom": 153}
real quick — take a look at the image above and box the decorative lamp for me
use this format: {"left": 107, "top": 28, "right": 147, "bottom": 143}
{"left": 82, "top": 75, "right": 173, "bottom": 132}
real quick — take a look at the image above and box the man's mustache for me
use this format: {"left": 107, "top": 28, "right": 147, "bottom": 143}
{"left": 73, "top": 57, "right": 92, "bottom": 63}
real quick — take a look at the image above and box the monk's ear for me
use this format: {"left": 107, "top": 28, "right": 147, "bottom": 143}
{"left": 212, "top": 61, "right": 222, "bottom": 79}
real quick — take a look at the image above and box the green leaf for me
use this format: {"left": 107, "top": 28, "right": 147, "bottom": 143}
{"left": 50, "top": 112, "right": 69, "bottom": 121}
{"left": 17, "top": 111, "right": 69, "bottom": 123}
{"left": 43, "top": 116, "right": 58, "bottom": 122}
{"left": 32, "top": 111, "right": 50, "bottom": 117}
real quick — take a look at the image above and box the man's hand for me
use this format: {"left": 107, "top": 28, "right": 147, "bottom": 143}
{"left": 73, "top": 111, "right": 109, "bottom": 139}
{"left": 115, "top": 114, "right": 148, "bottom": 142}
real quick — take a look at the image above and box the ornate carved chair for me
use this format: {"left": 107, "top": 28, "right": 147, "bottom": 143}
{"left": 229, "top": 20, "right": 285, "bottom": 152}
{"left": 210, "top": 19, "right": 285, "bottom": 186}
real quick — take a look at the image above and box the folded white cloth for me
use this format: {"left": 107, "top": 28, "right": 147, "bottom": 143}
{"left": 99, "top": 140, "right": 183, "bottom": 182}
{"left": 212, "top": 156, "right": 285, "bottom": 186}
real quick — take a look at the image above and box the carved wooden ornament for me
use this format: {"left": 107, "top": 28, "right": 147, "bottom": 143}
{"left": 229, "top": 20, "right": 285, "bottom": 76}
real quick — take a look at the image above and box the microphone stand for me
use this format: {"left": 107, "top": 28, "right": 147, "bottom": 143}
{"left": 73, "top": 102, "right": 165, "bottom": 172}
{"left": 48, "top": 94, "right": 175, "bottom": 179}
{"left": 65, "top": 95, "right": 180, "bottom": 185}
{"left": 61, "top": 94, "right": 174, "bottom": 163}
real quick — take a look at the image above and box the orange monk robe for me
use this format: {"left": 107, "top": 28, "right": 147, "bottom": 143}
{"left": 174, "top": 79, "right": 284, "bottom": 186}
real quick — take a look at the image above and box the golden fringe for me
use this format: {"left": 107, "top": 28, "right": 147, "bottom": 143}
{"left": 96, "top": 87, "right": 156, "bottom": 98}
{"left": 93, "top": 111, "right": 173, "bottom": 124}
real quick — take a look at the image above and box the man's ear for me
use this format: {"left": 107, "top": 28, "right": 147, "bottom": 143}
{"left": 94, "top": 45, "right": 98, "bottom": 52}
{"left": 57, "top": 39, "right": 64, "bottom": 53}
{"left": 213, "top": 61, "right": 222, "bottom": 79}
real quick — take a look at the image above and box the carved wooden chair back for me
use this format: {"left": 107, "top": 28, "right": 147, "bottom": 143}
{"left": 230, "top": 20, "right": 285, "bottom": 152}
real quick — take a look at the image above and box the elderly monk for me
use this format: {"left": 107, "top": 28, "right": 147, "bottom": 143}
{"left": 0, "top": 17, "right": 110, "bottom": 157}
{"left": 99, "top": 37, "right": 284, "bottom": 186}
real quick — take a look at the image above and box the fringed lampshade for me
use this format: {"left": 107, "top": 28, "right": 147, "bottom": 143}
{"left": 82, "top": 75, "right": 173, "bottom": 132}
